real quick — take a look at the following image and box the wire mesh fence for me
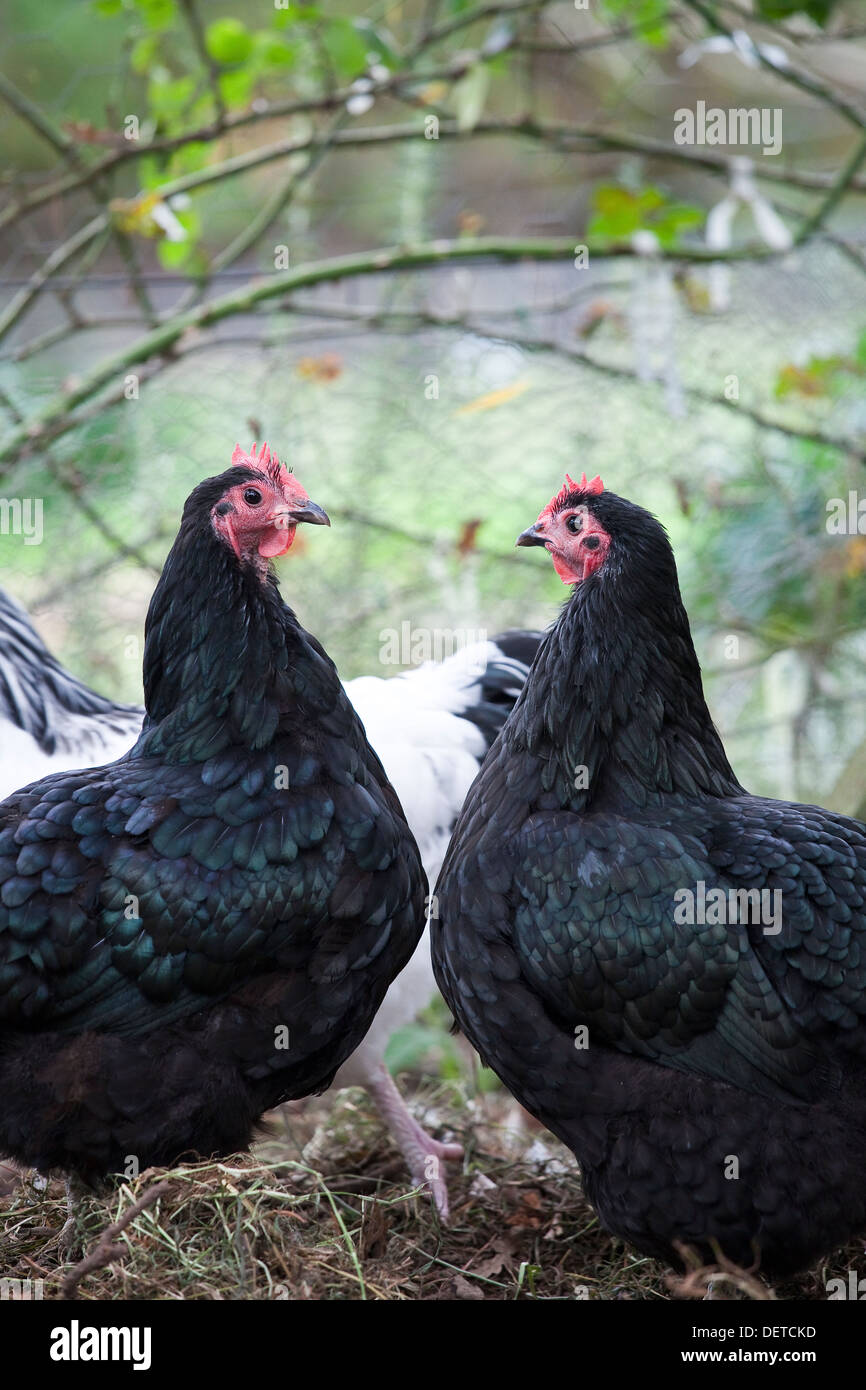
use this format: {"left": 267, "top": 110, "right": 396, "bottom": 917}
{"left": 1, "top": 0, "right": 865, "bottom": 806}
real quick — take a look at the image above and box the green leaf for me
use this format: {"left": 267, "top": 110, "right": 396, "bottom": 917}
{"left": 189, "top": 94, "right": 218, "bottom": 126}
{"left": 148, "top": 71, "right": 197, "bottom": 125}
{"left": 92, "top": 0, "right": 123, "bottom": 14}
{"left": 134, "top": 0, "right": 176, "bottom": 31}
{"left": 218, "top": 67, "right": 255, "bottom": 108}
{"left": 453, "top": 62, "right": 490, "bottom": 133}
{"left": 353, "top": 17, "right": 397, "bottom": 69}
{"left": 272, "top": 2, "right": 320, "bottom": 26}
{"left": 588, "top": 183, "right": 703, "bottom": 247}
{"left": 755, "top": 0, "right": 838, "bottom": 23}
{"left": 205, "top": 17, "right": 254, "bottom": 66}
{"left": 252, "top": 30, "right": 298, "bottom": 69}
{"left": 165, "top": 141, "right": 210, "bottom": 179}
{"left": 321, "top": 17, "right": 369, "bottom": 80}
{"left": 652, "top": 202, "right": 705, "bottom": 249}
{"left": 137, "top": 155, "right": 162, "bottom": 190}
{"left": 601, "top": 0, "right": 669, "bottom": 46}
{"left": 156, "top": 238, "right": 191, "bottom": 270}
{"left": 147, "top": 73, "right": 196, "bottom": 124}
{"left": 131, "top": 34, "right": 160, "bottom": 75}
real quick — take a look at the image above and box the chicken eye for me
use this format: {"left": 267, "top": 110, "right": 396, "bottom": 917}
{"left": 565, "top": 514, "right": 583, "bottom": 534}
{"left": 583, "top": 534, "right": 601, "bottom": 550}
{"left": 243, "top": 488, "right": 263, "bottom": 506}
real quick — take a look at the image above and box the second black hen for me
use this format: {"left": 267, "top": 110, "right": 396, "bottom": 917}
{"left": 433, "top": 474, "right": 866, "bottom": 1278}
{"left": 0, "top": 446, "right": 426, "bottom": 1181}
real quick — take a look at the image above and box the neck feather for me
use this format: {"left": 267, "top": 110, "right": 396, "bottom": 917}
{"left": 136, "top": 525, "right": 308, "bottom": 762}
{"left": 516, "top": 569, "right": 742, "bottom": 809}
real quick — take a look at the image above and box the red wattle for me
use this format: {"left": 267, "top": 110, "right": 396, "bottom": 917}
{"left": 259, "top": 523, "right": 297, "bottom": 558}
{"left": 550, "top": 552, "right": 584, "bottom": 585}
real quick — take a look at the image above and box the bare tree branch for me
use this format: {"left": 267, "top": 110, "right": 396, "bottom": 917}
{"left": 4, "top": 0, "right": 864, "bottom": 240}
{"left": 0, "top": 216, "right": 105, "bottom": 343}
{"left": 0, "top": 230, "right": 801, "bottom": 469}
{"left": 794, "top": 131, "right": 866, "bottom": 244}
{"left": 682, "top": 0, "right": 866, "bottom": 132}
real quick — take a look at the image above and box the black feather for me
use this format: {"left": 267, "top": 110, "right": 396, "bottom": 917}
{"left": 433, "top": 486, "right": 866, "bottom": 1278}
{"left": 0, "top": 465, "right": 426, "bottom": 1181}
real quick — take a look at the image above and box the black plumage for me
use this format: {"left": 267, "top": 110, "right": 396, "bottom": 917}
{"left": 432, "top": 482, "right": 866, "bottom": 1277}
{"left": 0, "top": 461, "right": 425, "bottom": 1180}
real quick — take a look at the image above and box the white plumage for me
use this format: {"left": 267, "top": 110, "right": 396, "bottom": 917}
{"left": 0, "top": 588, "right": 539, "bottom": 1216}
{"left": 333, "top": 637, "right": 541, "bottom": 1214}
{"left": 0, "top": 591, "right": 143, "bottom": 800}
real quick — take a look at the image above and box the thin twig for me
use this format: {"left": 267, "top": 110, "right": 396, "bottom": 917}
{"left": 173, "top": 109, "right": 351, "bottom": 316}
{"left": 0, "top": 70, "right": 88, "bottom": 167}
{"left": 406, "top": 0, "right": 546, "bottom": 56}
{"left": 502, "top": 331, "right": 864, "bottom": 460}
{"left": 3, "top": 110, "right": 865, "bottom": 245}
{"left": 681, "top": 0, "right": 866, "bottom": 133}
{"left": 0, "top": 216, "right": 105, "bottom": 343}
{"left": 45, "top": 458, "right": 164, "bottom": 574}
{"left": 7, "top": 316, "right": 147, "bottom": 364}
{"left": 5, "top": 0, "right": 864, "bottom": 239}
{"left": 233, "top": 301, "right": 864, "bottom": 459}
{"left": 794, "top": 132, "right": 866, "bottom": 245}
{"left": 179, "top": 0, "right": 227, "bottom": 125}
{"left": 0, "top": 233, "right": 792, "bottom": 468}
{"left": 61, "top": 1182, "right": 171, "bottom": 1300}
{"left": 0, "top": 54, "right": 501, "bottom": 232}
{"left": 0, "top": 73, "right": 158, "bottom": 332}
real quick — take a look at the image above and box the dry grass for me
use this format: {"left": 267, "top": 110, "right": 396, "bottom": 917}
{"left": 1, "top": 1081, "right": 862, "bottom": 1301}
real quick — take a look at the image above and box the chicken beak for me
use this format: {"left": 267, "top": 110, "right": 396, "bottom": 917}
{"left": 271, "top": 500, "right": 331, "bottom": 530}
{"left": 289, "top": 500, "right": 330, "bottom": 527}
{"left": 515, "top": 522, "right": 547, "bottom": 549}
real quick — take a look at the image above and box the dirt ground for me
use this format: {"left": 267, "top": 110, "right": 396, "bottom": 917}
{"left": 0, "top": 1080, "right": 860, "bottom": 1301}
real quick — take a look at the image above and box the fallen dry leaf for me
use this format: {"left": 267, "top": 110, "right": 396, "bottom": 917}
{"left": 296, "top": 353, "right": 343, "bottom": 383}
{"left": 452, "top": 1274, "right": 485, "bottom": 1300}
{"left": 455, "top": 380, "right": 530, "bottom": 417}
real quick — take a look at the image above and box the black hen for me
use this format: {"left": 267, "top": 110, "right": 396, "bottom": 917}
{"left": 432, "top": 473, "right": 866, "bottom": 1277}
{"left": 0, "top": 447, "right": 425, "bottom": 1181}
{"left": 0, "top": 579, "right": 539, "bottom": 1214}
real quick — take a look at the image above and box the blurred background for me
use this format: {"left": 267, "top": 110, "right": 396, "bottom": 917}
{"left": 1, "top": 0, "right": 865, "bottom": 818}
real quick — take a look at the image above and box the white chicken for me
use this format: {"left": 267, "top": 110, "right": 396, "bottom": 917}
{"left": 333, "top": 631, "right": 541, "bottom": 1215}
{"left": 0, "top": 589, "right": 143, "bottom": 795}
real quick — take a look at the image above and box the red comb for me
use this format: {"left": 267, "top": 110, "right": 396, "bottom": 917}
{"left": 540, "top": 472, "right": 604, "bottom": 519}
{"left": 231, "top": 441, "right": 290, "bottom": 488}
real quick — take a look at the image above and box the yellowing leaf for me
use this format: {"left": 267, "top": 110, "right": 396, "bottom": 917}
{"left": 455, "top": 379, "right": 530, "bottom": 416}
{"left": 457, "top": 210, "right": 485, "bottom": 236}
{"left": 845, "top": 536, "right": 866, "bottom": 577}
{"left": 296, "top": 353, "right": 343, "bottom": 382}
{"left": 673, "top": 271, "right": 713, "bottom": 314}
{"left": 775, "top": 363, "right": 828, "bottom": 398}
{"left": 416, "top": 81, "right": 448, "bottom": 105}
{"left": 110, "top": 192, "right": 190, "bottom": 242}
{"left": 109, "top": 192, "right": 165, "bottom": 238}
